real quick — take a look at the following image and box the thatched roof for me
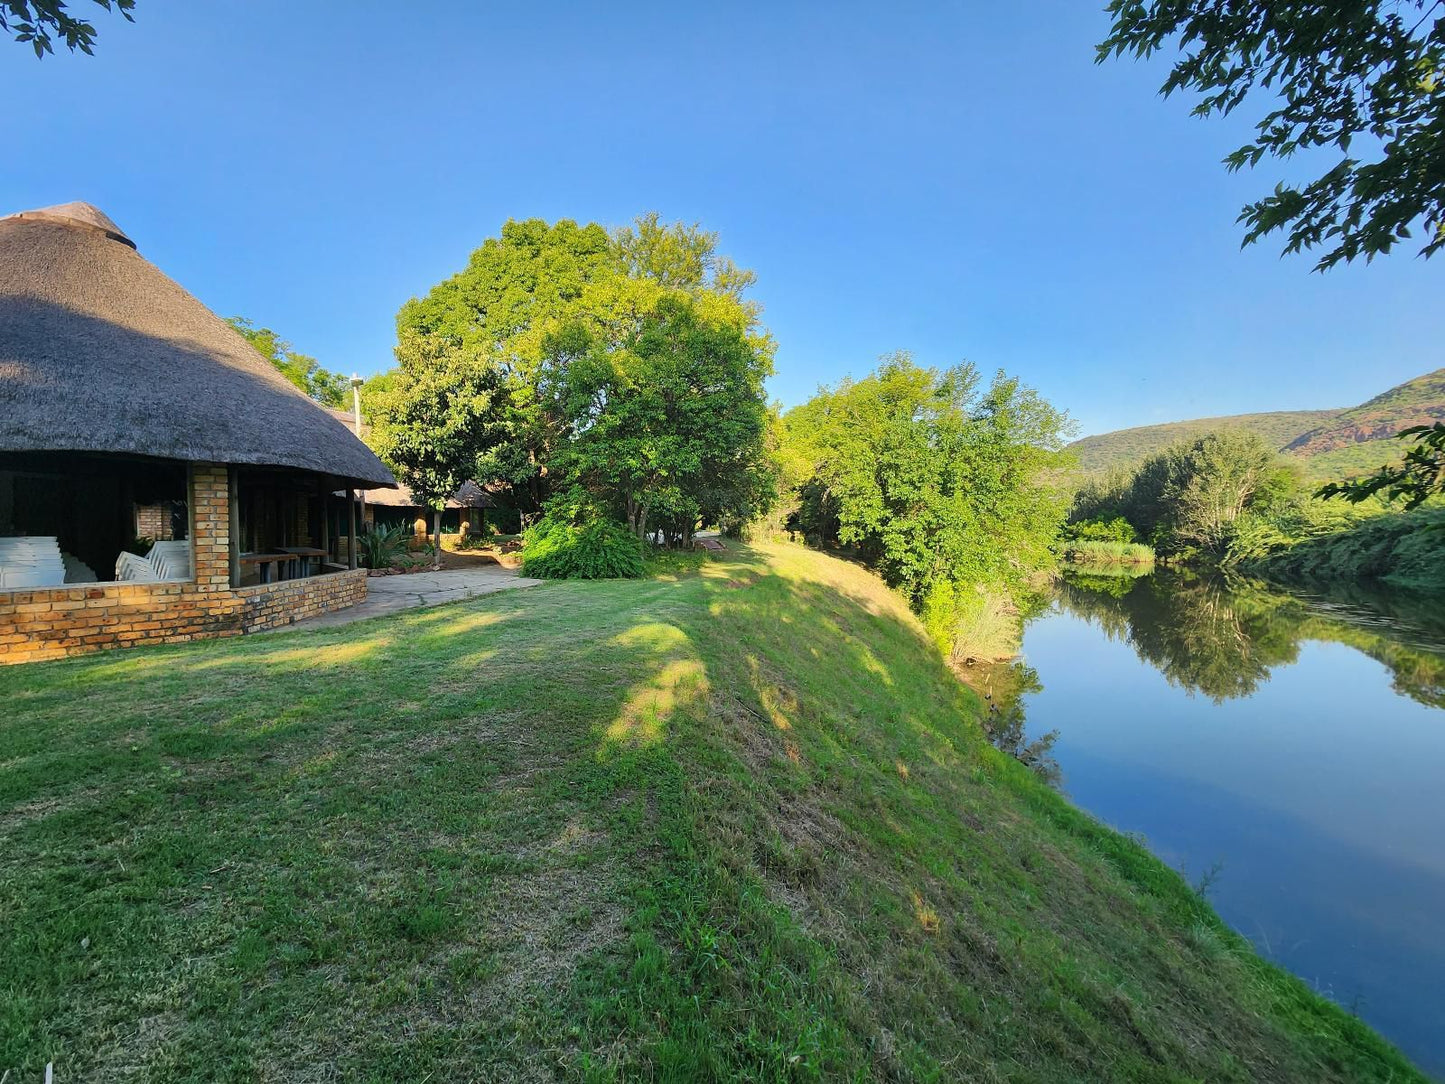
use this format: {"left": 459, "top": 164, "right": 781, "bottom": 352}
{"left": 363, "top": 477, "right": 495, "bottom": 510}
{"left": 0, "top": 202, "right": 396, "bottom": 488}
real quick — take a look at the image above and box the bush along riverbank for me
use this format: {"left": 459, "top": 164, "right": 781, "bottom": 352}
{"left": 1242, "top": 507, "right": 1445, "bottom": 593}
{"left": 1065, "top": 428, "right": 1445, "bottom": 591}
{"left": 1062, "top": 538, "right": 1157, "bottom": 566}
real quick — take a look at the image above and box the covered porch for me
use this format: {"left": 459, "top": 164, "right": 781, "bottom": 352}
{"left": 0, "top": 453, "right": 371, "bottom": 592}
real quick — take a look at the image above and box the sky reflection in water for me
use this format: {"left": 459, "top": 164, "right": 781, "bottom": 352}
{"left": 1016, "top": 571, "right": 1445, "bottom": 1078}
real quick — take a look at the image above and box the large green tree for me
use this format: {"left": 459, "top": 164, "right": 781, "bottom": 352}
{"left": 226, "top": 316, "right": 349, "bottom": 408}
{"left": 1100, "top": 1, "right": 1445, "bottom": 270}
{"left": 542, "top": 293, "right": 773, "bottom": 543}
{"left": 3, "top": 0, "right": 133, "bottom": 56}
{"left": 365, "top": 332, "right": 504, "bottom": 569}
{"left": 1073, "top": 430, "right": 1299, "bottom": 555}
{"left": 394, "top": 214, "right": 772, "bottom": 520}
{"left": 782, "top": 354, "right": 1071, "bottom": 608}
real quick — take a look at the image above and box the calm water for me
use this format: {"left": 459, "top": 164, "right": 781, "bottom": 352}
{"left": 1013, "top": 570, "right": 1445, "bottom": 1078}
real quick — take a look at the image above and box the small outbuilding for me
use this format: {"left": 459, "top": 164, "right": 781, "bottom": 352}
{"left": 0, "top": 201, "right": 397, "bottom": 662}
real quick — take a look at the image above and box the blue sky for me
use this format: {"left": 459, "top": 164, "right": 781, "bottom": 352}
{"left": 3, "top": 1, "right": 1441, "bottom": 437}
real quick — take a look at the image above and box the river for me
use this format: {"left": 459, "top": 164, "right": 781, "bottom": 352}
{"left": 1007, "top": 568, "right": 1445, "bottom": 1078}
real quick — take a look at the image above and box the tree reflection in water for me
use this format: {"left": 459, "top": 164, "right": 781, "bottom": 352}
{"left": 1055, "top": 568, "right": 1445, "bottom": 708}
{"left": 960, "top": 656, "right": 1063, "bottom": 787}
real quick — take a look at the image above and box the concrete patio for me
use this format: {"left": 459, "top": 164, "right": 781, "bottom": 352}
{"left": 278, "top": 566, "right": 542, "bottom": 631}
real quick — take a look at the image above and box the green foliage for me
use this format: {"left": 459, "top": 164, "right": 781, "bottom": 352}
{"left": 1074, "top": 430, "right": 1301, "bottom": 559}
{"left": 1246, "top": 507, "right": 1445, "bottom": 592}
{"left": 519, "top": 515, "right": 645, "bottom": 579}
{"left": 226, "top": 316, "right": 350, "bottom": 408}
{"left": 1319, "top": 422, "right": 1445, "bottom": 510}
{"left": 1064, "top": 516, "right": 1137, "bottom": 543}
{"left": 782, "top": 353, "right": 1071, "bottom": 607}
{"left": 367, "top": 334, "right": 504, "bottom": 509}
{"left": 543, "top": 293, "right": 773, "bottom": 544}
{"left": 1064, "top": 539, "right": 1156, "bottom": 565}
{"left": 2, "top": 0, "right": 132, "bottom": 56}
{"left": 366, "top": 332, "right": 506, "bottom": 566}
{"left": 1100, "top": 1, "right": 1445, "bottom": 270}
{"left": 395, "top": 214, "right": 774, "bottom": 525}
{"left": 356, "top": 523, "right": 408, "bottom": 570}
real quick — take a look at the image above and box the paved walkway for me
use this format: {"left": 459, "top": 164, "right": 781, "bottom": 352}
{"left": 282, "top": 567, "right": 543, "bottom": 631}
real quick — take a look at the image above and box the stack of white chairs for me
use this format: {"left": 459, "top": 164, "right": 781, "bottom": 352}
{"left": 148, "top": 541, "right": 193, "bottom": 581}
{"left": 115, "top": 542, "right": 192, "bottom": 582}
{"left": 115, "top": 551, "right": 161, "bottom": 582}
{"left": 0, "top": 537, "right": 68, "bottom": 589}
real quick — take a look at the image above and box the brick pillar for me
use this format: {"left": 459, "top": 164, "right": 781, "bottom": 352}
{"left": 191, "top": 464, "right": 234, "bottom": 591}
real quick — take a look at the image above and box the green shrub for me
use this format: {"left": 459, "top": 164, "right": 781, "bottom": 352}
{"left": 358, "top": 523, "right": 409, "bottom": 569}
{"left": 521, "top": 518, "right": 645, "bottom": 580}
{"left": 919, "top": 579, "right": 1022, "bottom": 664}
{"left": 1063, "top": 539, "right": 1156, "bottom": 565}
{"left": 1064, "top": 516, "right": 1137, "bottom": 544}
{"left": 1245, "top": 508, "right": 1445, "bottom": 591}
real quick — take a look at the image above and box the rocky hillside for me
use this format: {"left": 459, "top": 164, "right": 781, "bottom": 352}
{"left": 1069, "top": 368, "right": 1445, "bottom": 479}
{"left": 1284, "top": 368, "right": 1445, "bottom": 456}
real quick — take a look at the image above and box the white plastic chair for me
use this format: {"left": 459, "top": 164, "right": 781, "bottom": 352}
{"left": 115, "top": 551, "right": 161, "bottom": 582}
{"left": 148, "top": 541, "right": 193, "bottom": 581}
{"left": 0, "top": 536, "right": 67, "bottom": 588}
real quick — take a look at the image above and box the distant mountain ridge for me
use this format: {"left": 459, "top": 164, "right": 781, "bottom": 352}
{"left": 1068, "top": 368, "right": 1445, "bottom": 479}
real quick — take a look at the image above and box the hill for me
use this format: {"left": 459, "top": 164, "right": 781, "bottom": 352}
{"left": 1068, "top": 410, "right": 1337, "bottom": 473}
{"left": 1068, "top": 367, "right": 1445, "bottom": 479}
{"left": 1285, "top": 367, "right": 1445, "bottom": 456}
{"left": 0, "top": 543, "right": 1421, "bottom": 1081}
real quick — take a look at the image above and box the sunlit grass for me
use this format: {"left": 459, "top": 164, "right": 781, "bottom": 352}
{"left": 0, "top": 541, "right": 1423, "bottom": 1081}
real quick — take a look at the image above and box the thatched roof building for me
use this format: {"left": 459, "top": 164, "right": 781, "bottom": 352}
{"left": 0, "top": 201, "right": 394, "bottom": 488}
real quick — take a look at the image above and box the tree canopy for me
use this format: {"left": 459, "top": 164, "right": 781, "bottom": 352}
{"left": 781, "top": 354, "right": 1071, "bottom": 607}
{"left": 1072, "top": 430, "right": 1304, "bottom": 557}
{"left": 542, "top": 293, "right": 773, "bottom": 543}
{"left": 226, "top": 316, "right": 350, "bottom": 408}
{"left": 1100, "top": 0, "right": 1445, "bottom": 271}
{"left": 3, "top": 0, "right": 133, "bottom": 57}
{"left": 390, "top": 214, "right": 775, "bottom": 536}
{"left": 364, "top": 331, "right": 505, "bottom": 566}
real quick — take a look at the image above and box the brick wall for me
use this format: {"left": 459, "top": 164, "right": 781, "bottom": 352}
{"left": 236, "top": 568, "right": 367, "bottom": 634}
{"left": 0, "top": 463, "right": 369, "bottom": 665}
{"left": 134, "top": 504, "right": 177, "bottom": 541}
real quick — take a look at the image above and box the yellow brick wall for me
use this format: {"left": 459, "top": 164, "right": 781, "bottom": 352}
{"left": 0, "top": 463, "right": 368, "bottom": 665}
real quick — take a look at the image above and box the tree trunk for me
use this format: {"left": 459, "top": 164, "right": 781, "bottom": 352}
{"left": 432, "top": 508, "right": 442, "bottom": 570}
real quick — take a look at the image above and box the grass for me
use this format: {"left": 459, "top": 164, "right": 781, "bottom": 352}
{"left": 1062, "top": 539, "right": 1157, "bottom": 566}
{"left": 0, "top": 542, "right": 1424, "bottom": 1082}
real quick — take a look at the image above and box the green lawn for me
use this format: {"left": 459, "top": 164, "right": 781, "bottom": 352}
{"left": 0, "top": 542, "right": 1423, "bottom": 1081}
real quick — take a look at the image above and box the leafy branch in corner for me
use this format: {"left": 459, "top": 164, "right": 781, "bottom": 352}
{"left": 1099, "top": 1, "right": 1445, "bottom": 271}
{"left": 2, "top": 0, "right": 134, "bottom": 57}
{"left": 1316, "top": 422, "right": 1445, "bottom": 508}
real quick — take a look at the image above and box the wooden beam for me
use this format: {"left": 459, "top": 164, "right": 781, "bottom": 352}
{"left": 348, "top": 489, "right": 358, "bottom": 570}
{"left": 319, "top": 488, "right": 330, "bottom": 563}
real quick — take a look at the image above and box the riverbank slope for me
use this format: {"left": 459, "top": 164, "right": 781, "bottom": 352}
{"left": 1246, "top": 507, "right": 1445, "bottom": 593}
{"left": 0, "top": 542, "right": 1423, "bottom": 1080}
